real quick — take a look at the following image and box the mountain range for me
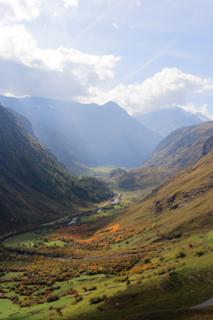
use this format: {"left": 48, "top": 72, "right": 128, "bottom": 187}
{"left": 1, "top": 96, "right": 212, "bottom": 235}
{"left": 115, "top": 121, "right": 213, "bottom": 191}
{"left": 135, "top": 106, "right": 208, "bottom": 137}
{"left": 0, "top": 100, "right": 213, "bottom": 320}
{"left": 0, "top": 96, "right": 161, "bottom": 173}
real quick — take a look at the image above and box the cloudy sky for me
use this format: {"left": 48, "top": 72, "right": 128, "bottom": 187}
{"left": 0, "top": 0, "right": 213, "bottom": 117}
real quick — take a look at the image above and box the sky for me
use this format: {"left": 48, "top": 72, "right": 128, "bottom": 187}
{"left": 0, "top": 0, "right": 213, "bottom": 117}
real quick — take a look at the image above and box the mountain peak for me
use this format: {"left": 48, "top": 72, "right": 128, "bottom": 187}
{"left": 102, "top": 101, "right": 126, "bottom": 113}
{"left": 1, "top": 95, "right": 161, "bottom": 169}
{"left": 135, "top": 106, "right": 205, "bottom": 137}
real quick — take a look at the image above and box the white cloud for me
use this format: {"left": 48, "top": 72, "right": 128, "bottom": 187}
{"left": 62, "top": 0, "right": 79, "bottom": 8}
{"left": 0, "top": 0, "right": 80, "bottom": 25}
{"left": 3, "top": 91, "right": 30, "bottom": 98}
{"left": 0, "top": 0, "right": 41, "bottom": 25}
{"left": 180, "top": 103, "right": 212, "bottom": 119}
{"left": 79, "top": 68, "right": 213, "bottom": 115}
{"left": 0, "top": 24, "right": 120, "bottom": 81}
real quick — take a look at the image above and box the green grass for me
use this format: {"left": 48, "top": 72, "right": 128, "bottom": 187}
{"left": 80, "top": 209, "right": 117, "bottom": 223}
{"left": 67, "top": 254, "right": 213, "bottom": 320}
{"left": 0, "top": 273, "right": 129, "bottom": 320}
{"left": 4, "top": 230, "right": 51, "bottom": 248}
{"left": 87, "top": 166, "right": 126, "bottom": 177}
{"left": 1, "top": 154, "right": 213, "bottom": 320}
{"left": 1, "top": 233, "right": 212, "bottom": 320}
{"left": 44, "top": 240, "right": 65, "bottom": 247}
{"left": 0, "top": 299, "right": 20, "bottom": 319}
{"left": 4, "top": 230, "right": 67, "bottom": 249}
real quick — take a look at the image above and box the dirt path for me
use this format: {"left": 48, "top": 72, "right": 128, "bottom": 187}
{"left": 192, "top": 297, "right": 213, "bottom": 309}
{"left": 100, "top": 192, "right": 121, "bottom": 208}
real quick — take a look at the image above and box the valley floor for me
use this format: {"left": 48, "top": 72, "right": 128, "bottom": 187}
{"left": 0, "top": 191, "right": 212, "bottom": 320}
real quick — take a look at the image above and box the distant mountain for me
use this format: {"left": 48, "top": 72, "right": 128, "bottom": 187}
{"left": 115, "top": 121, "right": 213, "bottom": 191}
{"left": 116, "top": 167, "right": 171, "bottom": 191}
{"left": 0, "top": 105, "right": 112, "bottom": 234}
{"left": 135, "top": 107, "right": 206, "bottom": 137}
{"left": 0, "top": 96, "right": 161, "bottom": 173}
{"left": 146, "top": 121, "right": 213, "bottom": 170}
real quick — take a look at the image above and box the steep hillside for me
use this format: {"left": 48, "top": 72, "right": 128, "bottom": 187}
{"left": 0, "top": 96, "right": 161, "bottom": 171}
{"left": 78, "top": 154, "right": 213, "bottom": 320}
{"left": 135, "top": 107, "right": 205, "bottom": 137}
{"left": 146, "top": 122, "right": 213, "bottom": 171}
{"left": 0, "top": 105, "right": 112, "bottom": 234}
{"left": 10, "top": 152, "right": 210, "bottom": 320}
{"left": 116, "top": 167, "right": 171, "bottom": 191}
{"left": 83, "top": 153, "right": 213, "bottom": 253}
{"left": 9, "top": 109, "right": 35, "bottom": 136}
{"left": 115, "top": 152, "right": 213, "bottom": 238}
{"left": 113, "top": 122, "right": 213, "bottom": 192}
{"left": 0, "top": 143, "right": 212, "bottom": 320}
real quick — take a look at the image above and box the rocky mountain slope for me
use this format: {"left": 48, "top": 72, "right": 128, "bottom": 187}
{"left": 0, "top": 105, "right": 112, "bottom": 234}
{"left": 114, "top": 122, "right": 213, "bottom": 191}
{"left": 146, "top": 121, "right": 213, "bottom": 170}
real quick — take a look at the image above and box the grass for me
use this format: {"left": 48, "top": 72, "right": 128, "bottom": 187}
{"left": 1, "top": 227, "right": 212, "bottom": 320}
{"left": 0, "top": 272, "right": 129, "bottom": 320}
{"left": 87, "top": 166, "right": 124, "bottom": 177}
{"left": 0, "top": 154, "right": 213, "bottom": 320}
{"left": 80, "top": 209, "right": 117, "bottom": 223}
{"left": 4, "top": 230, "right": 49, "bottom": 248}
{"left": 67, "top": 253, "right": 213, "bottom": 320}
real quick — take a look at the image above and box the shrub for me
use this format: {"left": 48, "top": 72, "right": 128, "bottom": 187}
{"left": 73, "top": 296, "right": 83, "bottom": 304}
{"left": 46, "top": 294, "right": 59, "bottom": 303}
{"left": 87, "top": 286, "right": 97, "bottom": 291}
{"left": 167, "top": 232, "right": 182, "bottom": 240}
{"left": 196, "top": 251, "right": 205, "bottom": 257}
{"left": 126, "top": 279, "right": 131, "bottom": 286}
{"left": 176, "top": 251, "right": 186, "bottom": 259}
{"left": 90, "top": 295, "right": 106, "bottom": 304}
{"left": 11, "top": 295, "right": 19, "bottom": 304}
{"left": 144, "top": 258, "right": 151, "bottom": 264}
{"left": 82, "top": 287, "right": 87, "bottom": 292}
{"left": 20, "top": 299, "right": 34, "bottom": 308}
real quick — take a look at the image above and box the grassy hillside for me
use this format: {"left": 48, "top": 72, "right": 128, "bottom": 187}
{"left": 0, "top": 153, "right": 212, "bottom": 320}
{"left": 116, "top": 122, "right": 213, "bottom": 192}
{"left": 146, "top": 122, "right": 213, "bottom": 170}
{"left": 114, "top": 152, "right": 213, "bottom": 238}
{"left": 116, "top": 167, "right": 171, "bottom": 191}
{"left": 0, "top": 105, "right": 112, "bottom": 234}
{"left": 67, "top": 152, "right": 213, "bottom": 320}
